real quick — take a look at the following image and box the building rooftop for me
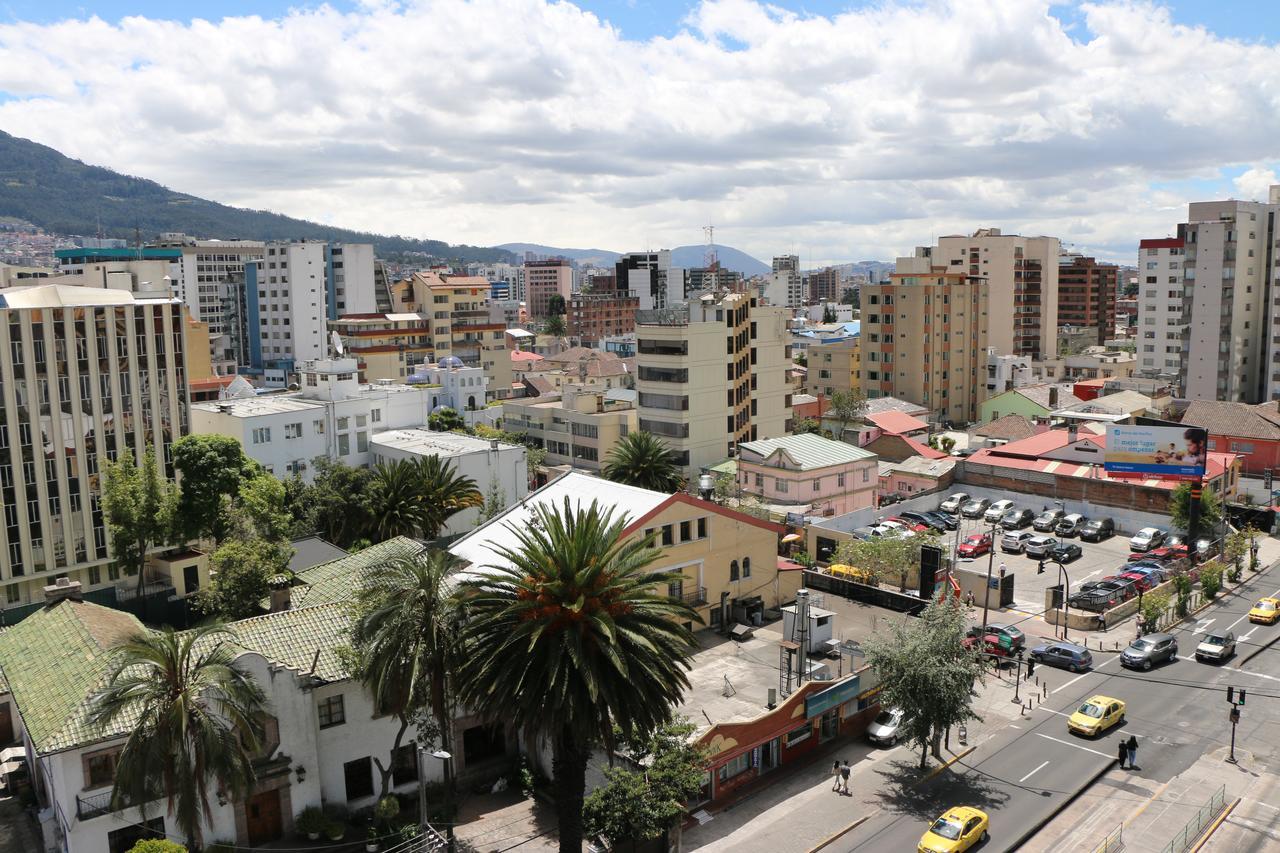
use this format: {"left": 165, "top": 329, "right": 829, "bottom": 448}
{"left": 288, "top": 536, "right": 350, "bottom": 575}
{"left": 884, "top": 456, "right": 957, "bottom": 478}
{"left": 739, "top": 433, "right": 877, "bottom": 471}
{"left": 286, "top": 537, "right": 425, "bottom": 610}
{"left": 370, "top": 428, "right": 518, "bottom": 458}
{"left": 994, "top": 383, "right": 1082, "bottom": 411}
{"left": 863, "top": 396, "right": 930, "bottom": 418}
{"left": 192, "top": 395, "right": 326, "bottom": 417}
{"left": 866, "top": 410, "right": 929, "bottom": 436}
{"left": 0, "top": 283, "right": 178, "bottom": 309}
{"left": 1181, "top": 400, "right": 1280, "bottom": 442}
{"left": 971, "top": 414, "right": 1039, "bottom": 442}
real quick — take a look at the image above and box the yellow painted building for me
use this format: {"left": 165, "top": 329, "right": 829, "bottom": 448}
{"left": 806, "top": 338, "right": 861, "bottom": 399}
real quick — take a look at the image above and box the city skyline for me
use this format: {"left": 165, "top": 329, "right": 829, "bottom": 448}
{"left": 1, "top": 0, "right": 1279, "bottom": 265}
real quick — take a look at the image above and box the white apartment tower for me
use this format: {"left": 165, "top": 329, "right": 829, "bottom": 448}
{"left": 764, "top": 255, "right": 804, "bottom": 308}
{"left": 1135, "top": 238, "right": 1187, "bottom": 382}
{"left": 0, "top": 285, "right": 189, "bottom": 608}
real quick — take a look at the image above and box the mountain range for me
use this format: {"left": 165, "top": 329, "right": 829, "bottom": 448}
{"left": 0, "top": 130, "right": 513, "bottom": 263}
{"left": 497, "top": 242, "right": 773, "bottom": 276}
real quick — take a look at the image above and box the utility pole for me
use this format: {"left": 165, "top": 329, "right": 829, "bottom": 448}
{"left": 980, "top": 521, "right": 999, "bottom": 635}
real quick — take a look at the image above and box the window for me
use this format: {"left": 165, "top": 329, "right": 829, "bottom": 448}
{"left": 775, "top": 478, "right": 789, "bottom": 494}
{"left": 717, "top": 752, "right": 751, "bottom": 782}
{"left": 837, "top": 473, "right": 846, "bottom": 487}
{"left": 5, "top": 585, "right": 18, "bottom": 605}
{"left": 356, "top": 414, "right": 368, "bottom": 428}
{"left": 284, "top": 422, "right": 302, "bottom": 439}
{"left": 251, "top": 427, "right": 271, "bottom": 444}
{"left": 314, "top": 419, "right": 325, "bottom": 434}
{"left": 1230, "top": 441, "right": 1255, "bottom": 453}
{"left": 730, "top": 560, "right": 740, "bottom": 582}
{"left": 344, "top": 756, "right": 375, "bottom": 801}
{"left": 391, "top": 744, "right": 419, "bottom": 786}
{"left": 371, "top": 408, "right": 382, "bottom": 423}
{"left": 337, "top": 416, "right": 350, "bottom": 430}
{"left": 84, "top": 747, "right": 120, "bottom": 789}
{"left": 862, "top": 468, "right": 870, "bottom": 483}
{"left": 680, "top": 520, "right": 691, "bottom": 542}
{"left": 786, "top": 722, "right": 811, "bottom": 747}
{"left": 318, "top": 694, "right": 346, "bottom": 728}
{"left": 742, "top": 557, "right": 751, "bottom": 578}
{"left": 754, "top": 473, "right": 764, "bottom": 488}
{"left": 697, "top": 517, "right": 707, "bottom": 539}
{"left": 662, "top": 525, "right": 674, "bottom": 546}
{"left": 357, "top": 432, "right": 369, "bottom": 453}
{"left": 338, "top": 434, "right": 351, "bottom": 455}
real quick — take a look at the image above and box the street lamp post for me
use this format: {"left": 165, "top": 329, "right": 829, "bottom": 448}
{"left": 1038, "top": 557, "right": 1072, "bottom": 643}
{"left": 420, "top": 748, "right": 455, "bottom": 852}
{"left": 981, "top": 521, "right": 999, "bottom": 635}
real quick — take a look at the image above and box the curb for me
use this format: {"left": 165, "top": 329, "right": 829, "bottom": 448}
{"left": 806, "top": 814, "right": 872, "bottom": 853}
{"left": 1238, "top": 628, "right": 1280, "bottom": 668}
{"left": 1005, "top": 758, "right": 1114, "bottom": 852}
{"left": 1188, "top": 796, "right": 1240, "bottom": 853}
{"left": 919, "top": 745, "right": 976, "bottom": 784}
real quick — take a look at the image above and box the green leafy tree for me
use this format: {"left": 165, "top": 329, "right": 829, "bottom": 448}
{"left": 480, "top": 474, "right": 507, "bottom": 521}
{"left": 227, "top": 474, "right": 292, "bottom": 542}
{"left": 101, "top": 445, "right": 179, "bottom": 596}
{"left": 197, "top": 538, "right": 292, "bottom": 620}
{"left": 545, "top": 314, "right": 568, "bottom": 338}
{"left": 1172, "top": 571, "right": 1194, "bottom": 617}
{"left": 1200, "top": 559, "right": 1224, "bottom": 599}
{"left": 826, "top": 389, "right": 867, "bottom": 439}
{"left": 127, "top": 841, "right": 187, "bottom": 853}
{"left": 841, "top": 287, "right": 859, "bottom": 308}
{"left": 171, "top": 434, "right": 260, "bottom": 543}
{"left": 863, "top": 592, "right": 984, "bottom": 770}
{"left": 1225, "top": 525, "right": 1258, "bottom": 580}
{"left": 87, "top": 625, "right": 267, "bottom": 850}
{"left": 822, "top": 305, "right": 837, "bottom": 323}
{"left": 428, "top": 407, "right": 466, "bottom": 432}
{"left": 416, "top": 455, "right": 484, "bottom": 540}
{"left": 792, "top": 417, "right": 821, "bottom": 435}
{"left": 584, "top": 719, "right": 709, "bottom": 850}
{"left": 603, "top": 432, "right": 684, "bottom": 493}
{"left": 456, "top": 499, "right": 700, "bottom": 853}
{"left": 1140, "top": 591, "right": 1170, "bottom": 633}
{"left": 286, "top": 459, "right": 375, "bottom": 548}
{"left": 794, "top": 351, "right": 807, "bottom": 367}
{"left": 547, "top": 293, "right": 567, "bottom": 316}
{"left": 349, "top": 550, "right": 465, "bottom": 801}
{"left": 833, "top": 533, "right": 937, "bottom": 588}
{"left": 939, "top": 436, "right": 957, "bottom": 454}
{"left": 1169, "top": 483, "right": 1222, "bottom": 533}
{"left": 713, "top": 472, "right": 737, "bottom": 503}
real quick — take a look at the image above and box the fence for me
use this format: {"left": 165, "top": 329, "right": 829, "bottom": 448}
{"left": 1151, "top": 590, "right": 1205, "bottom": 634}
{"left": 1092, "top": 823, "right": 1123, "bottom": 853}
{"left": 1157, "top": 784, "right": 1227, "bottom": 853}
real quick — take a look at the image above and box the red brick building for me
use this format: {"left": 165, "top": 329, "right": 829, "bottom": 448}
{"left": 1057, "top": 255, "right": 1118, "bottom": 345}
{"left": 1180, "top": 400, "right": 1280, "bottom": 478}
{"left": 567, "top": 292, "right": 638, "bottom": 345}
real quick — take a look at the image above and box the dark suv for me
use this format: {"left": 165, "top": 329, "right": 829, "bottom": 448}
{"left": 1121, "top": 633, "right": 1179, "bottom": 670}
{"left": 1079, "top": 517, "right": 1115, "bottom": 542}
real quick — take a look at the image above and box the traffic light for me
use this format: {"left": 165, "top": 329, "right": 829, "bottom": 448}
{"left": 1037, "top": 560, "right": 1045, "bottom": 575}
{"left": 1240, "top": 689, "right": 1247, "bottom": 706}
{"left": 1228, "top": 686, "right": 1234, "bottom": 704}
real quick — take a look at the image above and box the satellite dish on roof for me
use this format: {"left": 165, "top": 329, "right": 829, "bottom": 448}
{"left": 331, "top": 330, "right": 344, "bottom": 356}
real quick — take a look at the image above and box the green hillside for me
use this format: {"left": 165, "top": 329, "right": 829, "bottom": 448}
{"left": 0, "top": 130, "right": 513, "bottom": 263}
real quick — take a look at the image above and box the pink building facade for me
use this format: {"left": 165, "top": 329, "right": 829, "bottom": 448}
{"left": 736, "top": 433, "right": 878, "bottom": 517}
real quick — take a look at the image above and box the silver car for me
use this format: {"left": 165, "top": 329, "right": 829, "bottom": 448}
{"left": 1121, "top": 632, "right": 1178, "bottom": 670}
{"left": 1024, "top": 536, "right": 1058, "bottom": 558}
{"left": 867, "top": 707, "right": 905, "bottom": 746}
{"left": 1000, "top": 531, "right": 1035, "bottom": 553}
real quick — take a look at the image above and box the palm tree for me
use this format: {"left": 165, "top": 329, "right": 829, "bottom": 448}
{"left": 349, "top": 549, "right": 465, "bottom": 801}
{"left": 87, "top": 624, "right": 267, "bottom": 850}
{"left": 602, "top": 432, "right": 684, "bottom": 493}
{"left": 367, "top": 459, "right": 428, "bottom": 540}
{"left": 456, "top": 499, "right": 700, "bottom": 853}
{"left": 416, "top": 455, "right": 483, "bottom": 540}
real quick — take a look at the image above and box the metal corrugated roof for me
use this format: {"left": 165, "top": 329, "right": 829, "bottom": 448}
{"left": 739, "top": 433, "right": 877, "bottom": 470}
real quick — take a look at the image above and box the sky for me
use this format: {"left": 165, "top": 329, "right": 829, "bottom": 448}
{"left": 2, "top": 0, "right": 1280, "bottom": 265}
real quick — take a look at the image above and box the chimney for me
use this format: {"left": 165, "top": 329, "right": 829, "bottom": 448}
{"left": 43, "top": 576, "right": 83, "bottom": 605}
{"left": 1048, "top": 386, "right": 1059, "bottom": 408}
{"left": 268, "top": 575, "right": 292, "bottom": 613}
{"left": 1067, "top": 423, "right": 1078, "bottom": 444}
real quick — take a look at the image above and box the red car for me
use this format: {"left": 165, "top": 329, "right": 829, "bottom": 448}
{"left": 1117, "top": 571, "right": 1157, "bottom": 592}
{"left": 887, "top": 516, "right": 930, "bottom": 533}
{"left": 963, "top": 633, "right": 1011, "bottom": 659}
{"left": 1129, "top": 545, "right": 1189, "bottom": 564}
{"left": 957, "top": 533, "right": 993, "bottom": 558}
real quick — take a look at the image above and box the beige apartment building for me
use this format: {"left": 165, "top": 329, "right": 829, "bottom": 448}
{"left": 524, "top": 258, "right": 573, "bottom": 319}
{"left": 921, "top": 229, "right": 1059, "bottom": 361}
{"left": 635, "top": 289, "right": 792, "bottom": 477}
{"left": 806, "top": 338, "right": 861, "bottom": 399}
{"left": 0, "top": 284, "right": 195, "bottom": 613}
{"left": 501, "top": 389, "right": 638, "bottom": 471}
{"left": 860, "top": 264, "right": 989, "bottom": 425}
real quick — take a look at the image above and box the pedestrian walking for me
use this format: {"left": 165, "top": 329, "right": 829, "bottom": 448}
{"left": 1117, "top": 739, "right": 1127, "bottom": 769}
{"left": 965, "top": 589, "right": 975, "bottom": 607}
{"left": 831, "top": 760, "right": 841, "bottom": 791}
{"left": 839, "top": 760, "right": 851, "bottom": 794}
{"left": 1127, "top": 736, "right": 1138, "bottom": 770}
{"left": 1098, "top": 612, "right": 1107, "bottom": 632}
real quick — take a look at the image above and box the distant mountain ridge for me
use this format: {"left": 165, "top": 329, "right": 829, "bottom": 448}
{"left": 0, "top": 130, "right": 514, "bottom": 263}
{"left": 498, "top": 241, "right": 771, "bottom": 276}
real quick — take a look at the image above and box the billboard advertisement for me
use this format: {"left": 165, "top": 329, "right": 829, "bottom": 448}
{"left": 1104, "top": 424, "right": 1208, "bottom": 481}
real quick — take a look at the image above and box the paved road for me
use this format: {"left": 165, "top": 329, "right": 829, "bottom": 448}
{"left": 835, "top": 572, "right": 1280, "bottom": 852}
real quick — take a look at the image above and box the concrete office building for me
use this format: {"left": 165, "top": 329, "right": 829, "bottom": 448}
{"left": 154, "top": 236, "right": 265, "bottom": 352}
{"left": 524, "top": 258, "right": 573, "bottom": 319}
{"left": 860, "top": 260, "right": 990, "bottom": 424}
{"left": 1057, "top": 254, "right": 1118, "bottom": 346}
{"left": 1135, "top": 237, "right": 1188, "bottom": 383}
{"left": 502, "top": 389, "right": 638, "bottom": 472}
{"left": 764, "top": 255, "right": 803, "bottom": 309}
{"left": 616, "top": 250, "right": 687, "bottom": 312}
{"left": 52, "top": 248, "right": 183, "bottom": 296}
{"left": 805, "top": 267, "right": 842, "bottom": 303}
{"left": 920, "top": 229, "right": 1059, "bottom": 360}
{"left": 0, "top": 285, "right": 190, "bottom": 611}
{"left": 635, "top": 290, "right": 792, "bottom": 477}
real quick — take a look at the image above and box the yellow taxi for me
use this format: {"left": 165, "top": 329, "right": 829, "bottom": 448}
{"left": 918, "top": 806, "right": 989, "bottom": 853}
{"left": 1067, "top": 695, "right": 1126, "bottom": 737}
{"left": 829, "top": 564, "right": 874, "bottom": 584}
{"left": 1248, "top": 597, "right": 1280, "bottom": 625}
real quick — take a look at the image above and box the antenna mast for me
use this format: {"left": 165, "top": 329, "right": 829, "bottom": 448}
{"left": 703, "top": 225, "right": 717, "bottom": 269}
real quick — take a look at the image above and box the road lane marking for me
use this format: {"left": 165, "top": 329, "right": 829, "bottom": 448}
{"left": 1034, "top": 732, "right": 1115, "bottom": 759}
{"left": 1019, "top": 760, "right": 1050, "bottom": 783}
{"left": 1194, "top": 618, "right": 1215, "bottom": 634}
{"left": 1050, "top": 657, "right": 1117, "bottom": 693}
{"left": 1223, "top": 583, "right": 1280, "bottom": 632}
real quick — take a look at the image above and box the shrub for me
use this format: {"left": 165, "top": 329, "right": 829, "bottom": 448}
{"left": 126, "top": 841, "right": 186, "bottom": 853}
{"left": 324, "top": 819, "right": 345, "bottom": 841}
{"left": 296, "top": 805, "right": 326, "bottom": 836}
{"left": 1139, "top": 592, "right": 1170, "bottom": 634}
{"left": 375, "top": 795, "right": 401, "bottom": 825}
{"left": 204, "top": 843, "right": 235, "bottom": 853}
{"left": 1200, "top": 561, "right": 1224, "bottom": 599}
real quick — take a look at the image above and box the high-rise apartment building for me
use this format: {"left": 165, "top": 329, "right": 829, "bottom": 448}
{"left": 156, "top": 236, "right": 265, "bottom": 346}
{"left": 616, "top": 250, "right": 687, "bottom": 311}
{"left": 763, "top": 255, "right": 803, "bottom": 308}
{"left": 0, "top": 285, "right": 189, "bottom": 608}
{"left": 1057, "top": 255, "right": 1117, "bottom": 345}
{"left": 859, "top": 260, "right": 989, "bottom": 424}
{"left": 1135, "top": 238, "right": 1187, "bottom": 382}
{"left": 524, "top": 258, "right": 573, "bottom": 318}
{"left": 635, "top": 290, "right": 791, "bottom": 476}
{"left": 922, "top": 229, "right": 1059, "bottom": 360}
{"left": 806, "top": 338, "right": 861, "bottom": 400}
{"left": 805, "top": 267, "right": 841, "bottom": 304}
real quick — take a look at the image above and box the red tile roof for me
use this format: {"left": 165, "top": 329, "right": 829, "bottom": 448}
{"left": 902, "top": 436, "right": 948, "bottom": 460}
{"left": 867, "top": 410, "right": 929, "bottom": 436}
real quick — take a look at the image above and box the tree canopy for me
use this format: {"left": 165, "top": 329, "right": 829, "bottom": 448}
{"left": 602, "top": 432, "right": 684, "bottom": 493}
{"left": 101, "top": 445, "right": 179, "bottom": 594}
{"left": 171, "top": 434, "right": 260, "bottom": 543}
{"left": 1169, "top": 483, "right": 1223, "bottom": 534}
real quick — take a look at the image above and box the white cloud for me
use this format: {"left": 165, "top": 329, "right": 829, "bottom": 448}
{"left": 1234, "top": 167, "right": 1279, "bottom": 202}
{"left": 1, "top": 0, "right": 1279, "bottom": 264}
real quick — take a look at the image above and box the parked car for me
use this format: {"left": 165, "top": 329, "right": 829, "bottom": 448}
{"left": 961, "top": 498, "right": 991, "bottom": 519}
{"left": 878, "top": 491, "right": 905, "bottom": 507}
{"left": 1000, "top": 508, "right": 1034, "bottom": 530}
{"left": 1079, "top": 578, "right": 1137, "bottom": 602}
{"left": 1079, "top": 517, "right": 1115, "bottom": 542}
{"left": 1100, "top": 576, "right": 1141, "bottom": 600}
{"left": 1000, "top": 531, "right": 1035, "bottom": 554}
{"left": 887, "top": 516, "right": 930, "bottom": 534}
{"left": 1123, "top": 564, "right": 1167, "bottom": 585}
{"left": 923, "top": 510, "right": 960, "bottom": 531}
{"left": 1024, "top": 536, "right": 1059, "bottom": 558}
{"left": 849, "top": 526, "right": 878, "bottom": 540}
{"left": 1049, "top": 542, "right": 1083, "bottom": 563}
{"left": 1195, "top": 632, "right": 1236, "bottom": 662}
{"left": 1055, "top": 513, "right": 1086, "bottom": 537}
{"left": 940, "top": 492, "right": 971, "bottom": 514}
{"left": 972, "top": 623, "right": 1025, "bottom": 651}
{"left": 1116, "top": 571, "right": 1157, "bottom": 592}
{"left": 867, "top": 707, "right": 906, "bottom": 746}
{"left": 1068, "top": 589, "right": 1119, "bottom": 612}
{"left": 900, "top": 510, "right": 949, "bottom": 533}
{"left": 1120, "top": 633, "right": 1179, "bottom": 670}
{"left": 963, "top": 632, "right": 1012, "bottom": 659}
{"left": 1129, "top": 527, "right": 1166, "bottom": 552}
{"left": 829, "top": 564, "right": 874, "bottom": 583}
{"left": 957, "top": 533, "right": 993, "bottom": 559}
{"left": 1029, "top": 642, "right": 1093, "bottom": 672}
{"left": 984, "top": 499, "right": 1016, "bottom": 523}
{"left": 1033, "top": 508, "right": 1066, "bottom": 532}
{"left": 1129, "top": 545, "right": 1189, "bottom": 568}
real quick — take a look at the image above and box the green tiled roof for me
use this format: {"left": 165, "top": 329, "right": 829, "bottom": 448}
{"left": 221, "top": 603, "right": 352, "bottom": 684}
{"left": 0, "top": 600, "right": 145, "bottom": 753}
{"left": 289, "top": 537, "right": 425, "bottom": 609}
{"left": 738, "top": 432, "right": 877, "bottom": 470}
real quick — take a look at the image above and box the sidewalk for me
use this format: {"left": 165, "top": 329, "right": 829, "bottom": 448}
{"left": 681, "top": 666, "right": 1027, "bottom": 852}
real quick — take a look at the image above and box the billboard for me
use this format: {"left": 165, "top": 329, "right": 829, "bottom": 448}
{"left": 1104, "top": 424, "right": 1208, "bottom": 481}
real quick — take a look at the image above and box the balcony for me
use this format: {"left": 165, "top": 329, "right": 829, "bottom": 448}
{"left": 671, "top": 586, "right": 708, "bottom": 606}
{"left": 76, "top": 787, "right": 157, "bottom": 821}
{"left": 636, "top": 307, "right": 690, "bottom": 326}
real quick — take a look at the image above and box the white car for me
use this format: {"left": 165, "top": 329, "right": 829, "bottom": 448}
{"left": 1195, "top": 632, "right": 1236, "bottom": 662}
{"left": 1129, "top": 527, "right": 1166, "bottom": 552}
{"left": 984, "top": 499, "right": 1016, "bottom": 523}
{"left": 939, "top": 492, "right": 970, "bottom": 514}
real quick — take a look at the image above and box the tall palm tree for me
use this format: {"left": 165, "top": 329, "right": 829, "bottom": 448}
{"left": 87, "top": 624, "right": 267, "bottom": 850}
{"left": 415, "top": 455, "right": 483, "bottom": 540}
{"left": 349, "top": 549, "right": 465, "bottom": 801}
{"left": 602, "top": 432, "right": 684, "bottom": 493}
{"left": 456, "top": 499, "right": 700, "bottom": 853}
{"left": 367, "top": 459, "right": 429, "bottom": 541}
